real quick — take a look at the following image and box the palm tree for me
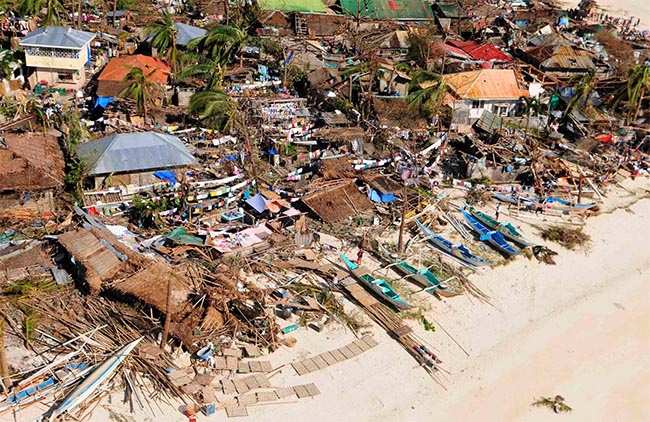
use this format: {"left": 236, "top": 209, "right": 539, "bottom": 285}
{"left": 142, "top": 11, "right": 179, "bottom": 75}
{"left": 407, "top": 70, "right": 447, "bottom": 118}
{"left": 15, "top": 0, "right": 65, "bottom": 25}
{"left": 178, "top": 54, "right": 225, "bottom": 90}
{"left": 188, "top": 89, "right": 239, "bottom": 132}
{"left": 563, "top": 69, "right": 596, "bottom": 118}
{"left": 118, "top": 66, "right": 158, "bottom": 124}
{"left": 0, "top": 50, "right": 19, "bottom": 80}
{"left": 187, "top": 24, "right": 247, "bottom": 67}
{"left": 519, "top": 96, "right": 543, "bottom": 140}
{"left": 611, "top": 64, "right": 650, "bottom": 125}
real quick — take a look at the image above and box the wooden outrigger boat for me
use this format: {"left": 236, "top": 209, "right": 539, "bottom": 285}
{"left": 416, "top": 220, "right": 491, "bottom": 268}
{"left": 467, "top": 206, "right": 534, "bottom": 247}
{"left": 48, "top": 337, "right": 143, "bottom": 420}
{"left": 460, "top": 210, "right": 520, "bottom": 256}
{"left": 339, "top": 253, "right": 413, "bottom": 310}
{"left": 379, "top": 246, "right": 463, "bottom": 298}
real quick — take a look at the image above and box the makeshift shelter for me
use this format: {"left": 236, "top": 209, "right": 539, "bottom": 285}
{"left": 301, "top": 180, "right": 374, "bottom": 223}
{"left": 77, "top": 132, "right": 196, "bottom": 189}
{"left": 340, "top": 0, "right": 435, "bottom": 20}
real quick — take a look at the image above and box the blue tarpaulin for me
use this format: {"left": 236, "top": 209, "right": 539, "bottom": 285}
{"left": 368, "top": 189, "right": 397, "bottom": 203}
{"left": 246, "top": 193, "right": 268, "bottom": 213}
{"left": 94, "top": 96, "right": 115, "bottom": 109}
{"left": 154, "top": 170, "right": 177, "bottom": 187}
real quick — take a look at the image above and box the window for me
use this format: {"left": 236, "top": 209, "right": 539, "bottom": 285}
{"left": 58, "top": 72, "right": 74, "bottom": 82}
{"left": 25, "top": 46, "right": 80, "bottom": 59}
{"left": 471, "top": 100, "right": 483, "bottom": 109}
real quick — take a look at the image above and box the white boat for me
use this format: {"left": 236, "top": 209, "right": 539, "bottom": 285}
{"left": 48, "top": 337, "right": 143, "bottom": 419}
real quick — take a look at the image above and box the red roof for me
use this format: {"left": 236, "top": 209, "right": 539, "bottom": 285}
{"left": 98, "top": 54, "right": 171, "bottom": 84}
{"left": 439, "top": 40, "right": 512, "bottom": 62}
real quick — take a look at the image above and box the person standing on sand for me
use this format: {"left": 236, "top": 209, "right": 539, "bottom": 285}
{"left": 357, "top": 247, "right": 365, "bottom": 265}
{"left": 495, "top": 204, "right": 501, "bottom": 221}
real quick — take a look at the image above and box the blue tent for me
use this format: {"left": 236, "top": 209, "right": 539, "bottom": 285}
{"left": 94, "top": 96, "right": 115, "bottom": 109}
{"left": 154, "top": 170, "right": 177, "bottom": 187}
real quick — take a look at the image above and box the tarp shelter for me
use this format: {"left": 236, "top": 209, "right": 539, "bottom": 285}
{"left": 165, "top": 227, "right": 205, "bottom": 246}
{"left": 340, "top": 0, "right": 434, "bottom": 20}
{"left": 246, "top": 193, "right": 269, "bottom": 213}
{"left": 153, "top": 170, "right": 177, "bottom": 187}
{"left": 94, "top": 96, "right": 115, "bottom": 109}
{"left": 368, "top": 189, "right": 397, "bottom": 203}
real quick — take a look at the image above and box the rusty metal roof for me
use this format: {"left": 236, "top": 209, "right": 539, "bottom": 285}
{"left": 443, "top": 69, "right": 528, "bottom": 100}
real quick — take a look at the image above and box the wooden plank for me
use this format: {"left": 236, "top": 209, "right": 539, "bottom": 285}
{"left": 243, "top": 375, "right": 260, "bottom": 390}
{"left": 193, "top": 374, "right": 215, "bottom": 386}
{"left": 312, "top": 355, "right": 328, "bottom": 370}
{"left": 361, "top": 335, "right": 379, "bottom": 348}
{"left": 274, "top": 387, "right": 296, "bottom": 399}
{"left": 338, "top": 346, "right": 355, "bottom": 360}
{"left": 347, "top": 342, "right": 363, "bottom": 356}
{"left": 238, "top": 362, "right": 250, "bottom": 374}
{"left": 254, "top": 374, "right": 271, "bottom": 388}
{"left": 224, "top": 348, "right": 243, "bottom": 358}
{"left": 293, "top": 385, "right": 310, "bottom": 399}
{"left": 201, "top": 387, "right": 217, "bottom": 403}
{"left": 259, "top": 361, "right": 273, "bottom": 373}
{"left": 226, "top": 356, "right": 239, "bottom": 371}
{"left": 302, "top": 358, "right": 319, "bottom": 373}
{"left": 242, "top": 344, "right": 260, "bottom": 357}
{"left": 330, "top": 349, "right": 346, "bottom": 362}
{"left": 237, "top": 394, "right": 257, "bottom": 405}
{"left": 291, "top": 361, "right": 309, "bottom": 376}
{"left": 232, "top": 379, "right": 249, "bottom": 394}
{"left": 304, "top": 383, "right": 321, "bottom": 396}
{"left": 213, "top": 357, "right": 228, "bottom": 370}
{"left": 256, "top": 391, "right": 278, "bottom": 402}
{"left": 392, "top": 325, "right": 413, "bottom": 338}
{"left": 249, "top": 361, "right": 263, "bottom": 373}
{"left": 221, "top": 379, "right": 236, "bottom": 395}
{"left": 320, "top": 351, "right": 337, "bottom": 366}
{"left": 344, "top": 283, "right": 379, "bottom": 307}
{"left": 353, "top": 339, "right": 371, "bottom": 352}
{"left": 225, "top": 406, "right": 248, "bottom": 418}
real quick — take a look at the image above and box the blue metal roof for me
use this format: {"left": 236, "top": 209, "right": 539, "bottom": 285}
{"left": 174, "top": 22, "right": 207, "bottom": 46}
{"left": 78, "top": 132, "right": 196, "bottom": 176}
{"left": 19, "top": 26, "right": 95, "bottom": 49}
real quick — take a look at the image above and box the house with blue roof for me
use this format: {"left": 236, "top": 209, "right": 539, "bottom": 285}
{"left": 19, "top": 26, "right": 95, "bottom": 89}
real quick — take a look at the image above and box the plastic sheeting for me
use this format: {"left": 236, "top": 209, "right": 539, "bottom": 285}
{"left": 368, "top": 189, "right": 397, "bottom": 203}
{"left": 153, "top": 170, "right": 177, "bottom": 187}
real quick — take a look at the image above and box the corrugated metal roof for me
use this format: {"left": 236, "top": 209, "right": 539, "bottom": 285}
{"left": 261, "top": 0, "right": 326, "bottom": 12}
{"left": 97, "top": 55, "right": 171, "bottom": 84}
{"left": 434, "top": 2, "right": 466, "bottom": 18}
{"left": 525, "top": 45, "right": 595, "bottom": 70}
{"left": 442, "top": 40, "right": 511, "bottom": 61}
{"left": 174, "top": 23, "right": 206, "bottom": 46}
{"left": 443, "top": 69, "right": 528, "bottom": 100}
{"left": 19, "top": 26, "right": 95, "bottom": 49}
{"left": 78, "top": 132, "right": 196, "bottom": 176}
{"left": 341, "top": 0, "right": 434, "bottom": 20}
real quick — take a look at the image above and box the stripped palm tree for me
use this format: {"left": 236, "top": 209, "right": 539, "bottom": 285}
{"left": 407, "top": 70, "right": 447, "bottom": 118}
{"left": 178, "top": 53, "right": 225, "bottom": 90}
{"left": 118, "top": 66, "right": 159, "bottom": 124}
{"left": 563, "top": 69, "right": 596, "bottom": 118}
{"left": 142, "top": 11, "right": 178, "bottom": 75}
{"left": 187, "top": 24, "right": 247, "bottom": 67}
{"left": 610, "top": 64, "right": 650, "bottom": 125}
{"left": 532, "top": 395, "right": 573, "bottom": 414}
{"left": 188, "top": 89, "right": 239, "bottom": 132}
{"left": 519, "top": 95, "right": 543, "bottom": 140}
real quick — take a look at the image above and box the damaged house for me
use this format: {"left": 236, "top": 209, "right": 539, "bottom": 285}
{"left": 443, "top": 69, "right": 529, "bottom": 126}
{"left": 0, "top": 131, "right": 64, "bottom": 218}
{"left": 96, "top": 54, "right": 171, "bottom": 103}
{"left": 77, "top": 131, "right": 196, "bottom": 192}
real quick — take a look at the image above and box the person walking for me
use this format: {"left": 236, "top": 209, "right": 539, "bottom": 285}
{"left": 356, "top": 247, "right": 365, "bottom": 265}
{"left": 495, "top": 203, "right": 501, "bottom": 221}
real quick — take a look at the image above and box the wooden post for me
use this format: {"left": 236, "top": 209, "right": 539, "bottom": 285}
{"left": 398, "top": 184, "right": 407, "bottom": 254}
{"left": 0, "top": 321, "right": 10, "bottom": 391}
{"left": 160, "top": 278, "right": 172, "bottom": 349}
{"left": 577, "top": 174, "right": 583, "bottom": 204}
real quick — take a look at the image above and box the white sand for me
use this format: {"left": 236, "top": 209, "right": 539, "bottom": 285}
{"left": 5, "top": 180, "right": 649, "bottom": 422}
{"left": 560, "top": 0, "right": 650, "bottom": 29}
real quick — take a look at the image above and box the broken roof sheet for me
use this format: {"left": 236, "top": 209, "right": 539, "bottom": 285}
{"left": 301, "top": 180, "right": 374, "bottom": 223}
{"left": 20, "top": 26, "right": 95, "bottom": 49}
{"left": 97, "top": 54, "right": 171, "bottom": 84}
{"left": 434, "top": 2, "right": 467, "bottom": 18}
{"left": 524, "top": 44, "right": 595, "bottom": 70}
{"left": 444, "top": 40, "right": 512, "bottom": 62}
{"left": 77, "top": 132, "right": 196, "bottom": 176}
{"left": 443, "top": 69, "right": 528, "bottom": 100}
{"left": 340, "top": 0, "right": 434, "bottom": 20}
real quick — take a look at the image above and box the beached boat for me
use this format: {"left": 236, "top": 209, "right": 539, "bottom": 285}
{"left": 467, "top": 206, "right": 534, "bottom": 247}
{"left": 339, "top": 253, "right": 413, "bottom": 310}
{"left": 48, "top": 337, "right": 143, "bottom": 419}
{"left": 378, "top": 246, "right": 463, "bottom": 298}
{"left": 460, "top": 210, "right": 520, "bottom": 256}
{"left": 415, "top": 220, "right": 491, "bottom": 268}
{"left": 494, "top": 193, "right": 596, "bottom": 211}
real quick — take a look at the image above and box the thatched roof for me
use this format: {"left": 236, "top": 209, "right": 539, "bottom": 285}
{"left": 111, "top": 262, "right": 192, "bottom": 315}
{"left": 0, "top": 132, "right": 64, "bottom": 192}
{"left": 301, "top": 180, "right": 374, "bottom": 223}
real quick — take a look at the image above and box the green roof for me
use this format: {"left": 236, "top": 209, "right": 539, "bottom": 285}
{"left": 340, "top": 0, "right": 434, "bottom": 20}
{"left": 260, "top": 0, "right": 327, "bottom": 12}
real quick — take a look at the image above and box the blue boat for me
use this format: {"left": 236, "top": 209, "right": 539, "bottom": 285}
{"left": 467, "top": 206, "right": 534, "bottom": 247}
{"left": 460, "top": 210, "right": 520, "bottom": 256}
{"left": 339, "top": 253, "right": 413, "bottom": 310}
{"left": 415, "top": 220, "right": 491, "bottom": 268}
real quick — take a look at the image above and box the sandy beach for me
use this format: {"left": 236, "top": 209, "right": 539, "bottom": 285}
{"left": 12, "top": 180, "right": 646, "bottom": 422}
{"left": 560, "top": 0, "right": 650, "bottom": 29}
